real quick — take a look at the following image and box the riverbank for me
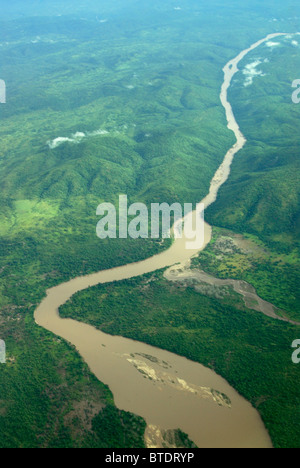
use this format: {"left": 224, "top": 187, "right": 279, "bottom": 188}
{"left": 34, "top": 33, "right": 291, "bottom": 448}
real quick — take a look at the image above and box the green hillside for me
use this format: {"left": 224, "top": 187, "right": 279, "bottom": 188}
{"left": 206, "top": 35, "right": 300, "bottom": 320}
{"left": 0, "top": 0, "right": 299, "bottom": 448}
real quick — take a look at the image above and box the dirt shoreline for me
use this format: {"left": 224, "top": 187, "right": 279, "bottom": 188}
{"left": 34, "top": 33, "right": 293, "bottom": 448}
{"left": 164, "top": 261, "right": 300, "bottom": 326}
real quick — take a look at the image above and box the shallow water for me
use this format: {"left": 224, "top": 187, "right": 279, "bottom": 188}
{"left": 34, "top": 33, "right": 288, "bottom": 448}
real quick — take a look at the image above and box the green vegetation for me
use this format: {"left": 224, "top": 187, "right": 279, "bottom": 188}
{"left": 0, "top": 2, "right": 234, "bottom": 447}
{"left": 60, "top": 271, "right": 300, "bottom": 448}
{"left": 160, "top": 429, "right": 197, "bottom": 449}
{"left": 85, "top": 406, "right": 146, "bottom": 449}
{"left": 0, "top": 0, "right": 299, "bottom": 448}
{"left": 192, "top": 227, "right": 300, "bottom": 322}
{"left": 206, "top": 35, "right": 300, "bottom": 321}
{"left": 0, "top": 310, "right": 146, "bottom": 448}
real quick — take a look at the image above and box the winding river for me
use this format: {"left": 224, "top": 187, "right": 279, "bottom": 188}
{"left": 34, "top": 33, "right": 291, "bottom": 448}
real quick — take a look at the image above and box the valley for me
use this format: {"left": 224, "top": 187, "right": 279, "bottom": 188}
{"left": 0, "top": 0, "right": 299, "bottom": 449}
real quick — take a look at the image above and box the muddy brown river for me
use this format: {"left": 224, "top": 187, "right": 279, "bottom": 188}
{"left": 35, "top": 33, "right": 291, "bottom": 448}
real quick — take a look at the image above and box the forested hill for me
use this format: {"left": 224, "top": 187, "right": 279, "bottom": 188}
{"left": 206, "top": 35, "right": 300, "bottom": 321}
{"left": 0, "top": 0, "right": 299, "bottom": 448}
{"left": 207, "top": 36, "right": 300, "bottom": 250}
